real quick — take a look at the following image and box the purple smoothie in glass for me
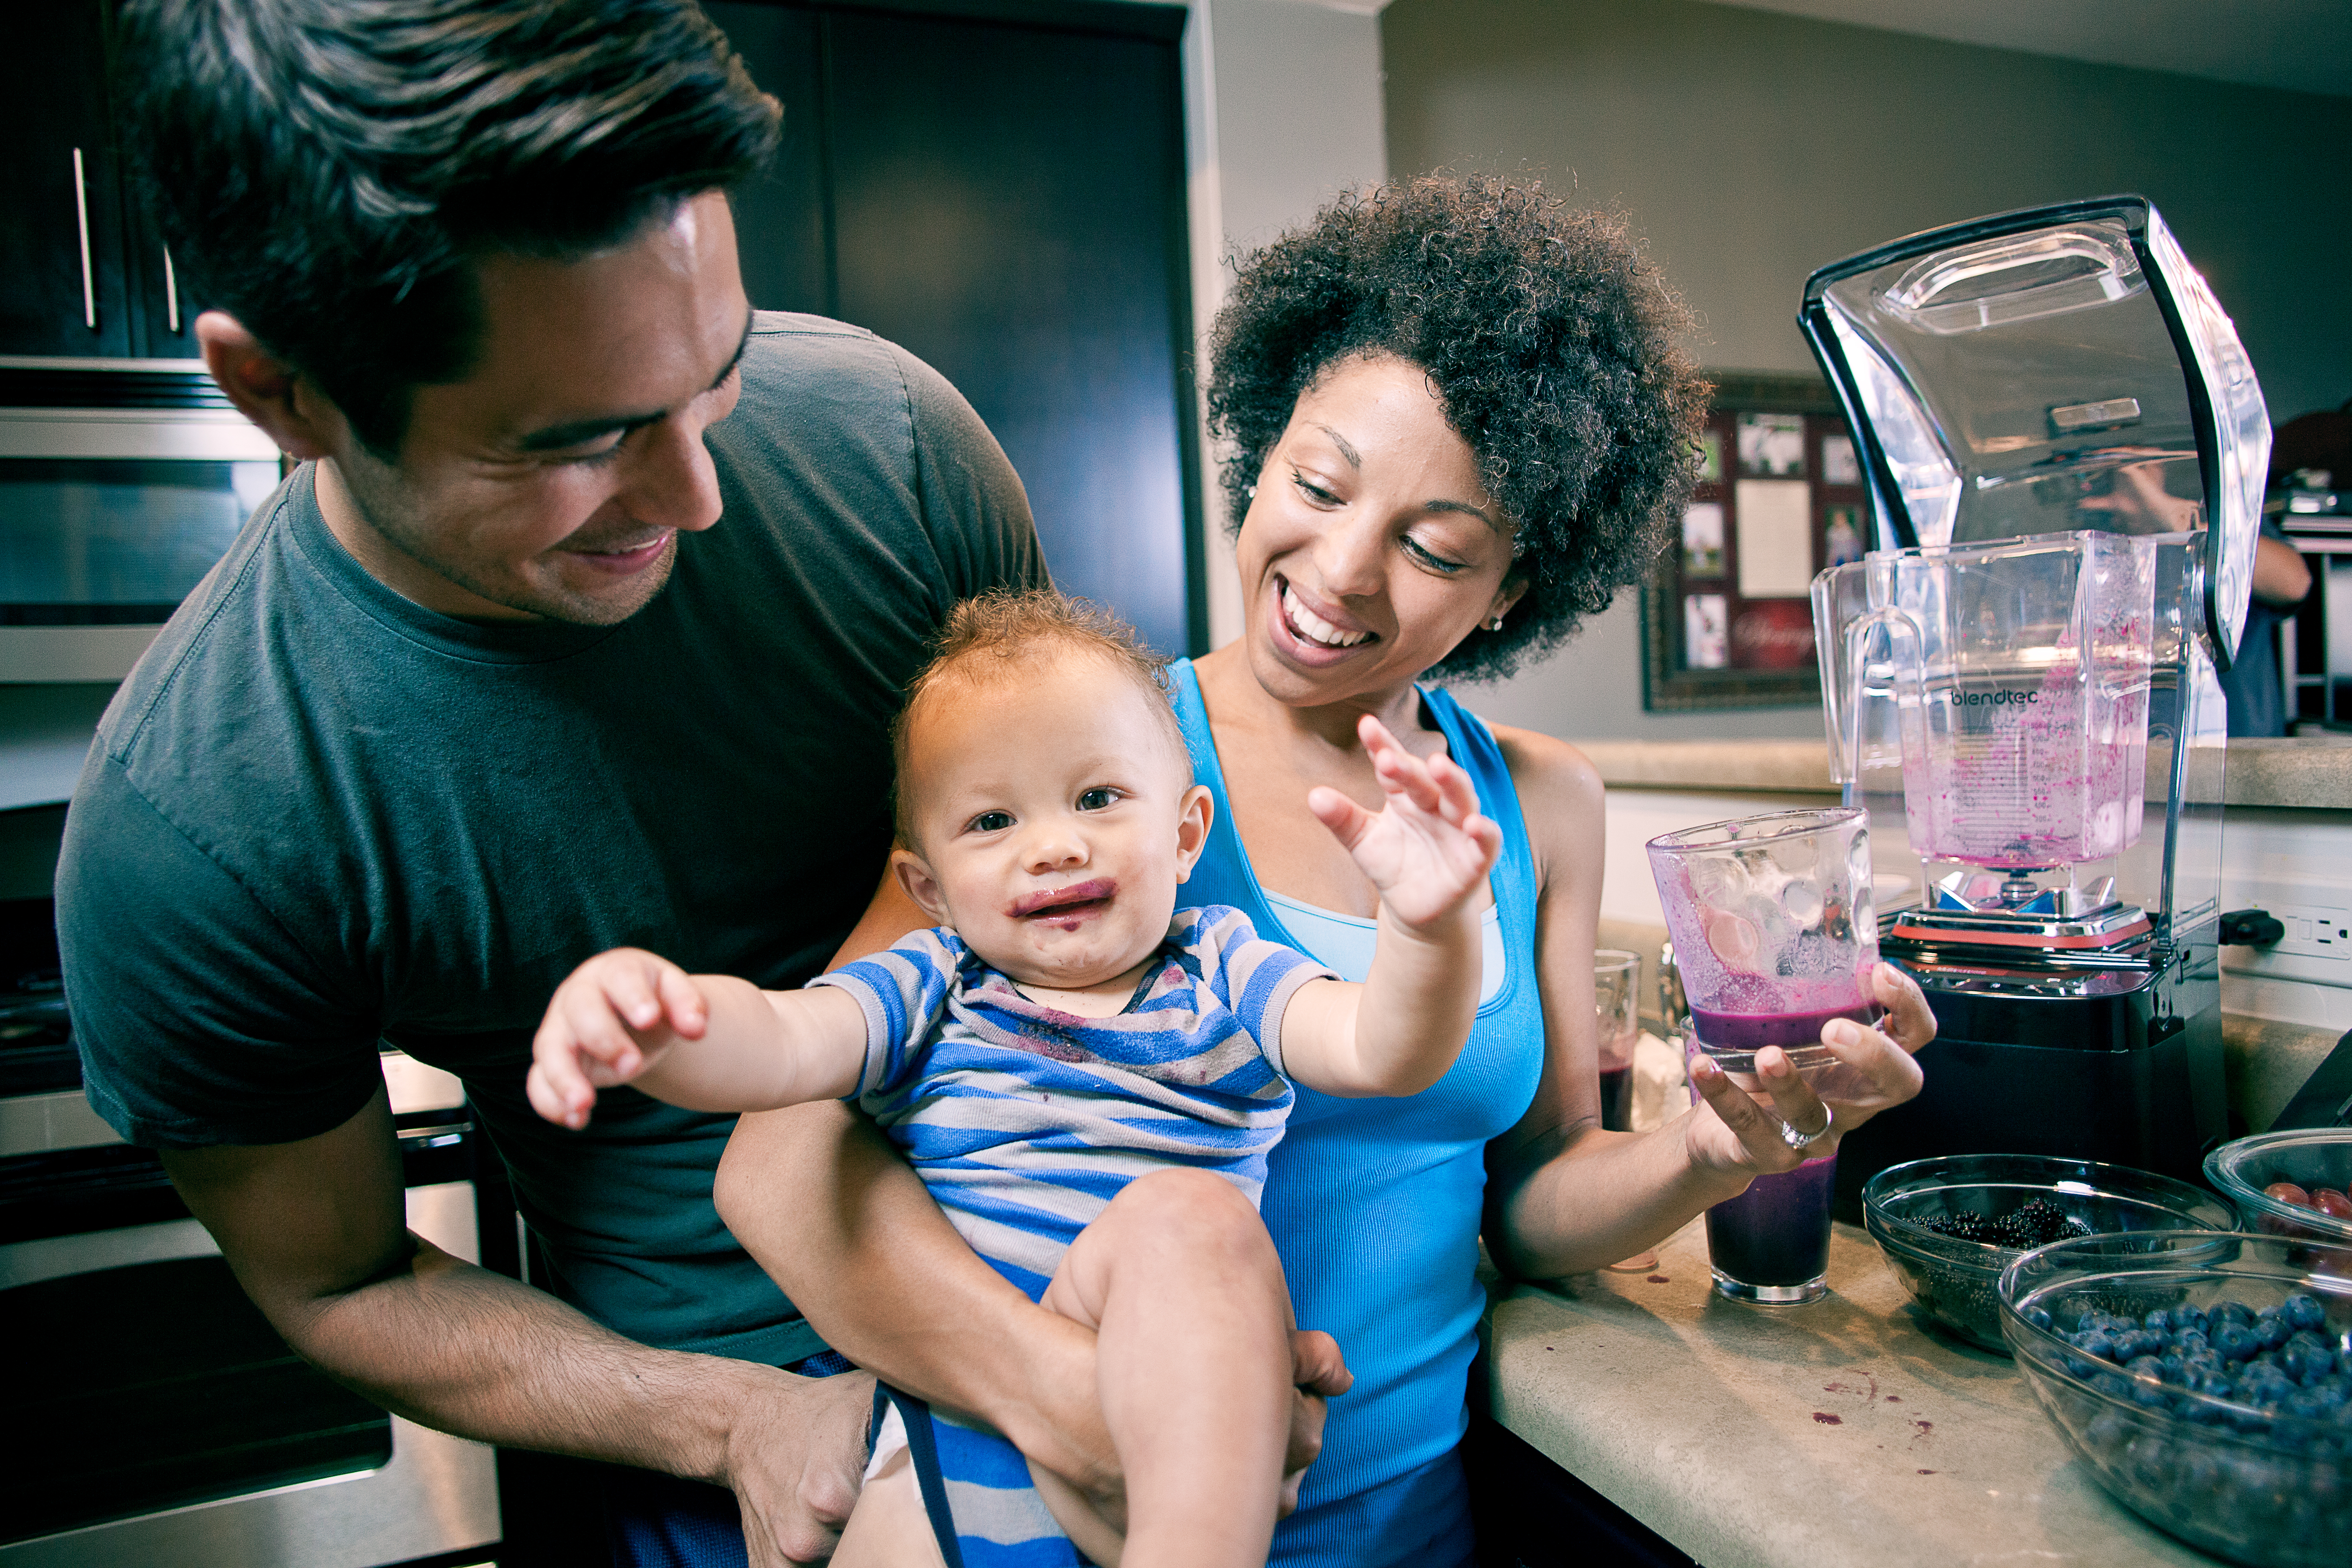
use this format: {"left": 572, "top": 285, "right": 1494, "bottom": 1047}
{"left": 1598, "top": 1065, "right": 1633, "bottom": 1132}
{"left": 1688, "top": 1002, "right": 1875, "bottom": 1054}
{"left": 1705, "top": 1153, "right": 1837, "bottom": 1296}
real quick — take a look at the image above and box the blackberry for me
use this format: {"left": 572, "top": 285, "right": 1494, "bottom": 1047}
{"left": 1920, "top": 1210, "right": 1996, "bottom": 1243}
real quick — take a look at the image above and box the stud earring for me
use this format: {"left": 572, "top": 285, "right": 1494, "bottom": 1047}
{"left": 1485, "top": 615, "right": 1505, "bottom": 632}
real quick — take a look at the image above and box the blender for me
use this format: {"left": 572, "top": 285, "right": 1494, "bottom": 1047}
{"left": 1800, "top": 196, "right": 2267, "bottom": 1215}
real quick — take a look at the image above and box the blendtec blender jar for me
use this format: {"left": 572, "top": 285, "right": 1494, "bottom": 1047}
{"left": 1802, "top": 196, "right": 2268, "bottom": 1215}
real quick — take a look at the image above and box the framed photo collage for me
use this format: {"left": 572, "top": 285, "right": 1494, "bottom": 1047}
{"left": 1640, "top": 373, "right": 1869, "bottom": 711}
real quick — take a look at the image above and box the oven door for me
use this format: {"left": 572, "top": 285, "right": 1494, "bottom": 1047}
{"left": 0, "top": 356, "right": 283, "bottom": 682}
{"left": 0, "top": 1071, "right": 501, "bottom": 1567}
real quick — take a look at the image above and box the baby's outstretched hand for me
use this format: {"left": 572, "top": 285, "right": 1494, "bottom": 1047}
{"left": 1308, "top": 715, "right": 1502, "bottom": 936}
{"left": 528, "top": 948, "right": 710, "bottom": 1130}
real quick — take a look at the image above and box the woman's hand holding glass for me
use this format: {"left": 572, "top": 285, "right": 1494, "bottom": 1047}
{"left": 1681, "top": 961, "right": 1934, "bottom": 1178}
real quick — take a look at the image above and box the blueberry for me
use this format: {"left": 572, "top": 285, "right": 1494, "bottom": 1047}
{"left": 2144, "top": 1307, "right": 2173, "bottom": 1335}
{"left": 2217, "top": 1301, "right": 2257, "bottom": 1329}
{"left": 2174, "top": 1304, "right": 2210, "bottom": 1336}
{"left": 2025, "top": 1305, "right": 2054, "bottom": 1332}
{"left": 2216, "top": 1323, "right": 2260, "bottom": 1362}
{"left": 2258, "top": 1316, "right": 2292, "bottom": 1351}
{"left": 2081, "top": 1331, "right": 2119, "bottom": 1363}
{"left": 2283, "top": 1293, "right": 2327, "bottom": 1333}
{"left": 2284, "top": 1346, "right": 2316, "bottom": 1383}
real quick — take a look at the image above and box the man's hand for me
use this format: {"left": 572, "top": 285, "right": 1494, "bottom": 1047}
{"left": 529, "top": 947, "right": 711, "bottom": 1128}
{"left": 1280, "top": 1328, "right": 1351, "bottom": 1515}
{"left": 723, "top": 1363, "right": 879, "bottom": 1567}
{"left": 1307, "top": 715, "right": 1502, "bottom": 935}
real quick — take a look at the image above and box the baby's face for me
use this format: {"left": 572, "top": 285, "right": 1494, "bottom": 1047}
{"left": 893, "top": 653, "right": 1209, "bottom": 993}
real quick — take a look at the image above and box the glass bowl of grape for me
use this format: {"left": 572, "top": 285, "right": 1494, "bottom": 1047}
{"left": 2207, "top": 1130, "right": 2352, "bottom": 1246}
{"left": 1998, "top": 1230, "right": 2352, "bottom": 1567}
{"left": 1861, "top": 1153, "right": 2236, "bottom": 1353}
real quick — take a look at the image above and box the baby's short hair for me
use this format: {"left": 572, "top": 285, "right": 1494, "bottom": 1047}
{"left": 892, "top": 590, "right": 1187, "bottom": 846}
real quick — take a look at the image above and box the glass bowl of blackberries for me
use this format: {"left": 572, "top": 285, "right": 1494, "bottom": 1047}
{"left": 1861, "top": 1153, "right": 2236, "bottom": 1353}
{"left": 2207, "top": 1130, "right": 2352, "bottom": 1246}
{"left": 1999, "top": 1230, "right": 2352, "bottom": 1566}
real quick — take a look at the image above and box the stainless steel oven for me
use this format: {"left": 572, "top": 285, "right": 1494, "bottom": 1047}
{"left": 0, "top": 897, "right": 501, "bottom": 1567}
{"left": 0, "top": 355, "right": 280, "bottom": 682}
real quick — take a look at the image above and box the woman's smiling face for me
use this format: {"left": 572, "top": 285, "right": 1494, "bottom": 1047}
{"left": 1235, "top": 353, "right": 1523, "bottom": 708}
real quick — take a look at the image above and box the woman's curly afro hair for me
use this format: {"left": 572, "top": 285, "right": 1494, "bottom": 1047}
{"left": 1206, "top": 174, "right": 1710, "bottom": 682}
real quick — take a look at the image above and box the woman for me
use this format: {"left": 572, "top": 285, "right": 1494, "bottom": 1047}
{"left": 721, "top": 175, "right": 1932, "bottom": 1567}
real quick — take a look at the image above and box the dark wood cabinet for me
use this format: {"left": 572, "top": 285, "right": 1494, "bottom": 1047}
{"left": 704, "top": 0, "right": 1204, "bottom": 655}
{"left": 1, "top": 0, "right": 208, "bottom": 361}
{"left": 0, "top": 1, "right": 132, "bottom": 358}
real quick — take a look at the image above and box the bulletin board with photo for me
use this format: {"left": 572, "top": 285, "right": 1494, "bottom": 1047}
{"left": 1640, "top": 373, "right": 1869, "bottom": 711}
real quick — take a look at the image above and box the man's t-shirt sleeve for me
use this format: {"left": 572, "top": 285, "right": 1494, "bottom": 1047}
{"left": 894, "top": 346, "right": 1051, "bottom": 601}
{"left": 57, "top": 761, "right": 383, "bottom": 1148}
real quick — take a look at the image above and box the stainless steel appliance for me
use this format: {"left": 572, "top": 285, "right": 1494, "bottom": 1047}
{"left": 1802, "top": 196, "right": 2266, "bottom": 1211}
{"left": 0, "top": 896, "right": 501, "bottom": 1567}
{"left": 0, "top": 355, "right": 278, "bottom": 681}
{"left": 2276, "top": 485, "right": 2351, "bottom": 728}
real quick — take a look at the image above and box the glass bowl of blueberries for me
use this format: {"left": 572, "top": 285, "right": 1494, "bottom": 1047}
{"left": 1999, "top": 1230, "right": 2352, "bottom": 1567}
{"left": 1861, "top": 1153, "right": 2236, "bottom": 1353}
{"left": 2207, "top": 1130, "right": 2352, "bottom": 1246}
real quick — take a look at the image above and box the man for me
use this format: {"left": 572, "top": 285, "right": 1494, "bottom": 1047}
{"left": 57, "top": 3, "right": 1041, "bottom": 1563}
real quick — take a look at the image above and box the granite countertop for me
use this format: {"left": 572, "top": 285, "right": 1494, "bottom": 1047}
{"left": 1577, "top": 735, "right": 2352, "bottom": 811}
{"left": 1483, "top": 1219, "right": 2214, "bottom": 1568}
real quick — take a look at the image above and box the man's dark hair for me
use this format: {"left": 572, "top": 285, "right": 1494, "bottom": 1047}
{"left": 1206, "top": 174, "right": 1711, "bottom": 682}
{"left": 119, "top": 0, "right": 781, "bottom": 457}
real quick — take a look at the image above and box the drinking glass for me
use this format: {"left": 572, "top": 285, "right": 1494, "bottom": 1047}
{"left": 1685, "top": 1038, "right": 1836, "bottom": 1305}
{"left": 1592, "top": 949, "right": 1641, "bottom": 1134}
{"left": 1644, "top": 808, "right": 1878, "bottom": 1073}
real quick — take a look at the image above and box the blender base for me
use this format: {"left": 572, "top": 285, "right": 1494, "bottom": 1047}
{"left": 1830, "top": 928, "right": 2226, "bottom": 1223}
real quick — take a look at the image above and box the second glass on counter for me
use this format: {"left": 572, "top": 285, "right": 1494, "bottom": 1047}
{"left": 1593, "top": 949, "right": 1642, "bottom": 1133}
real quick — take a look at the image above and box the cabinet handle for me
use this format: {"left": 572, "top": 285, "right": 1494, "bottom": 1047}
{"left": 164, "top": 246, "right": 180, "bottom": 334}
{"left": 72, "top": 147, "right": 96, "bottom": 331}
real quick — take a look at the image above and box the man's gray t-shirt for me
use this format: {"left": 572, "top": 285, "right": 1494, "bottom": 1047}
{"left": 57, "top": 313, "right": 1045, "bottom": 1365}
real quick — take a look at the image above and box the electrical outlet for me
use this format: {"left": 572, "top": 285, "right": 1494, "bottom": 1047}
{"left": 2274, "top": 904, "right": 2352, "bottom": 962}
{"left": 2215, "top": 810, "right": 2352, "bottom": 994}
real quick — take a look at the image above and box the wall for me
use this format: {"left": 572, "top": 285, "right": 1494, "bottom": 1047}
{"left": 1176, "top": 0, "right": 1391, "bottom": 647}
{"left": 1385, "top": 0, "right": 2352, "bottom": 740}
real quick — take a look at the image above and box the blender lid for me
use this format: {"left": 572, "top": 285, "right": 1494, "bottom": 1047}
{"left": 1798, "top": 196, "right": 2269, "bottom": 669}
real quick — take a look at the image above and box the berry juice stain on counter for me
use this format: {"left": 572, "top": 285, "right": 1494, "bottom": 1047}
{"left": 1646, "top": 1274, "right": 1670, "bottom": 1284}
{"left": 1813, "top": 1412, "right": 1843, "bottom": 1425}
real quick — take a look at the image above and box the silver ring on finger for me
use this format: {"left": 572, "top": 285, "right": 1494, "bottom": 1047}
{"left": 1777, "top": 1100, "right": 1834, "bottom": 1153}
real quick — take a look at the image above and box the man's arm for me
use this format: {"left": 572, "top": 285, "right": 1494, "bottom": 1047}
{"left": 164, "top": 1084, "right": 874, "bottom": 1567}
{"left": 719, "top": 1101, "right": 1122, "bottom": 1488}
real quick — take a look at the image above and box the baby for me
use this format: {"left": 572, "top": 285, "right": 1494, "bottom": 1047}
{"left": 529, "top": 590, "right": 1499, "bottom": 1568}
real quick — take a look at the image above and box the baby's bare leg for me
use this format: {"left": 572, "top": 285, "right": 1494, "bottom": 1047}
{"left": 1026, "top": 1167, "right": 1295, "bottom": 1568}
{"left": 833, "top": 1447, "right": 947, "bottom": 1568}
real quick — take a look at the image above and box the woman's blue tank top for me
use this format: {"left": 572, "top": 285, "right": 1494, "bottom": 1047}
{"left": 1169, "top": 661, "right": 1547, "bottom": 1568}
